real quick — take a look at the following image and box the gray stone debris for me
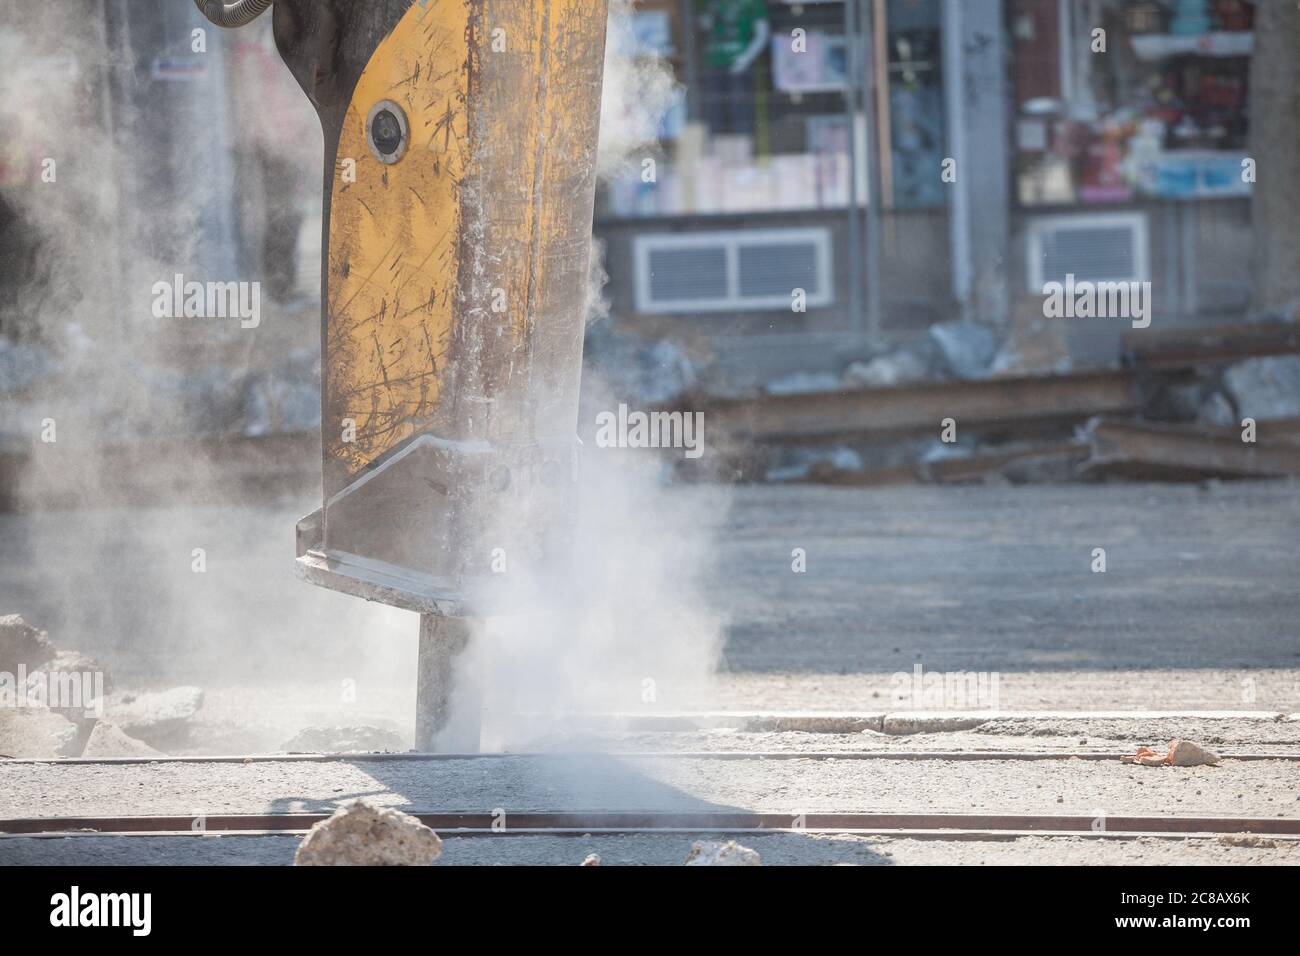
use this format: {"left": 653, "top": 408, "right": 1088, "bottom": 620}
{"left": 764, "top": 445, "right": 865, "bottom": 483}
{"left": 294, "top": 800, "right": 444, "bottom": 866}
{"left": 26, "top": 651, "right": 113, "bottom": 719}
{"left": 280, "top": 725, "right": 407, "bottom": 754}
{"left": 1168, "top": 738, "right": 1221, "bottom": 767}
{"left": 0, "top": 614, "right": 56, "bottom": 673}
{"left": 1221, "top": 355, "right": 1300, "bottom": 421}
{"left": 0, "top": 707, "right": 79, "bottom": 759}
{"left": 928, "top": 319, "right": 999, "bottom": 380}
{"left": 30, "top": 650, "right": 113, "bottom": 693}
{"left": 79, "top": 721, "right": 162, "bottom": 759}
{"left": 843, "top": 349, "right": 932, "bottom": 388}
{"left": 104, "top": 686, "right": 204, "bottom": 748}
{"left": 583, "top": 322, "right": 701, "bottom": 405}
{"left": 1218, "top": 834, "right": 1277, "bottom": 848}
{"left": 683, "top": 840, "right": 762, "bottom": 866}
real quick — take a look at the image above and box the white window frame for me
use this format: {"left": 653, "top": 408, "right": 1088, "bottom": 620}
{"left": 633, "top": 227, "right": 834, "bottom": 314}
{"left": 1025, "top": 211, "right": 1151, "bottom": 292}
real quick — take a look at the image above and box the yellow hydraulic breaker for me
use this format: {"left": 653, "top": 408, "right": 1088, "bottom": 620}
{"left": 195, "top": 0, "right": 610, "bottom": 750}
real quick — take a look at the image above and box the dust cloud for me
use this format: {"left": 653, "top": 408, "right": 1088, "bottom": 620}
{"left": 478, "top": 0, "right": 724, "bottom": 748}
{"left": 1, "top": 1, "right": 723, "bottom": 753}
{"left": 597, "top": 0, "right": 680, "bottom": 181}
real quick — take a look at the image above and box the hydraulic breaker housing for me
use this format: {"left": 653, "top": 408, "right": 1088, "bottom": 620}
{"left": 207, "top": 0, "right": 610, "bottom": 615}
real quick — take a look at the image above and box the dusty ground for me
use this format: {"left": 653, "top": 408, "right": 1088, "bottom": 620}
{"left": 3, "top": 481, "right": 1299, "bottom": 723}
{"left": 2, "top": 481, "right": 1298, "bottom": 864}
{"left": 2, "top": 753, "right": 1296, "bottom": 818}
{"left": 2, "top": 832, "right": 1295, "bottom": 866}
{"left": 715, "top": 481, "right": 1300, "bottom": 711}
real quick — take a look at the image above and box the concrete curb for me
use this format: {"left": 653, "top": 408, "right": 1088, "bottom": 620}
{"left": 591, "top": 710, "right": 1289, "bottom": 735}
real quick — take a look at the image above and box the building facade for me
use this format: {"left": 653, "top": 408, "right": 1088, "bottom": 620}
{"left": 594, "top": 0, "right": 1259, "bottom": 386}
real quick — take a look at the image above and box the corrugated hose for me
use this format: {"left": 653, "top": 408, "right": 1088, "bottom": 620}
{"left": 193, "top": 0, "right": 273, "bottom": 29}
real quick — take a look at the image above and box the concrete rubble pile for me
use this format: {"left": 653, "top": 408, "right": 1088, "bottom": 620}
{"left": 103, "top": 686, "right": 205, "bottom": 750}
{"left": 0, "top": 613, "right": 201, "bottom": 759}
{"left": 0, "top": 337, "right": 320, "bottom": 446}
{"left": 685, "top": 317, "right": 1300, "bottom": 487}
{"left": 280, "top": 725, "right": 406, "bottom": 754}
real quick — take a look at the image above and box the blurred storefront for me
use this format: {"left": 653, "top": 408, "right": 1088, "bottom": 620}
{"left": 594, "top": 0, "right": 1260, "bottom": 386}
{"left": 1010, "top": 0, "right": 1256, "bottom": 362}
{"left": 595, "top": 0, "right": 956, "bottom": 387}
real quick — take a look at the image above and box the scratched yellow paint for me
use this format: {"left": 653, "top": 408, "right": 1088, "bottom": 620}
{"left": 472, "top": 0, "right": 571, "bottom": 345}
{"left": 326, "top": 0, "right": 604, "bottom": 480}
{"left": 326, "top": 0, "right": 471, "bottom": 477}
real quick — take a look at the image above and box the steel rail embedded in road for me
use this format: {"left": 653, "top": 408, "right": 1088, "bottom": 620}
{"left": 3, "top": 749, "right": 1298, "bottom": 766}
{"left": 3, "top": 811, "right": 1299, "bottom": 841}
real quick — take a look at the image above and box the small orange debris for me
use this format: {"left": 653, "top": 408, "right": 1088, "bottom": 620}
{"left": 1122, "top": 745, "right": 1168, "bottom": 767}
{"left": 1121, "top": 739, "right": 1220, "bottom": 767}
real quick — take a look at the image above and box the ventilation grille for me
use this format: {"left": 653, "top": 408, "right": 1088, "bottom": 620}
{"left": 1026, "top": 213, "right": 1150, "bottom": 290}
{"left": 635, "top": 228, "right": 833, "bottom": 314}
{"left": 645, "top": 247, "right": 728, "bottom": 302}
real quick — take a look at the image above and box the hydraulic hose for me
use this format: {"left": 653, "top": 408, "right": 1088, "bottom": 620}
{"left": 193, "top": 0, "right": 273, "bottom": 28}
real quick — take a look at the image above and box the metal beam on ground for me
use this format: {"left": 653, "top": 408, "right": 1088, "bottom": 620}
{"left": 707, "top": 370, "right": 1140, "bottom": 442}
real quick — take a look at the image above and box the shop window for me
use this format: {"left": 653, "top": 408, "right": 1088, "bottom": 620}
{"left": 600, "top": 0, "right": 946, "bottom": 220}
{"left": 1010, "top": 0, "right": 1254, "bottom": 208}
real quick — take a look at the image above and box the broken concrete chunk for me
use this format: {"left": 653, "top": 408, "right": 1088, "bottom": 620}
{"left": 31, "top": 651, "right": 113, "bottom": 696}
{"left": 1168, "top": 738, "right": 1220, "bottom": 767}
{"left": 843, "top": 349, "right": 932, "bottom": 389}
{"left": 683, "top": 840, "right": 761, "bottom": 866}
{"left": 295, "top": 800, "right": 443, "bottom": 866}
{"left": 765, "top": 445, "right": 866, "bottom": 483}
{"left": 25, "top": 651, "right": 111, "bottom": 718}
{"left": 582, "top": 323, "right": 701, "bottom": 405}
{"left": 0, "top": 707, "right": 79, "bottom": 758}
{"left": 0, "top": 614, "right": 56, "bottom": 673}
{"left": 79, "top": 721, "right": 162, "bottom": 759}
{"left": 1222, "top": 355, "right": 1300, "bottom": 421}
{"left": 929, "top": 319, "right": 999, "bottom": 380}
{"left": 581, "top": 853, "right": 602, "bottom": 866}
{"left": 104, "top": 686, "right": 203, "bottom": 748}
{"left": 280, "top": 725, "right": 406, "bottom": 754}
{"left": 1218, "top": 834, "right": 1276, "bottom": 848}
